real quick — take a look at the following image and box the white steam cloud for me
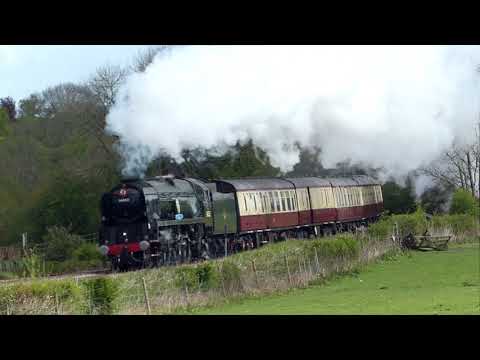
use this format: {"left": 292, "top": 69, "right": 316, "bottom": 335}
{"left": 106, "top": 45, "right": 480, "bottom": 180}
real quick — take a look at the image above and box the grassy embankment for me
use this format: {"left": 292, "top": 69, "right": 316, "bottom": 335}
{"left": 0, "top": 211, "right": 478, "bottom": 315}
{"left": 192, "top": 242, "right": 479, "bottom": 315}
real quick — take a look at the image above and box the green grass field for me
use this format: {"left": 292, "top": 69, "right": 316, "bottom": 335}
{"left": 193, "top": 243, "right": 480, "bottom": 315}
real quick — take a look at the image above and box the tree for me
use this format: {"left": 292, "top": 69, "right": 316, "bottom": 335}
{"left": 88, "top": 64, "right": 128, "bottom": 115}
{"left": 0, "top": 97, "right": 16, "bottom": 122}
{"left": 18, "top": 93, "right": 45, "bottom": 118}
{"left": 0, "top": 108, "right": 10, "bottom": 140}
{"left": 420, "top": 183, "right": 453, "bottom": 214}
{"left": 422, "top": 125, "right": 479, "bottom": 198}
{"left": 145, "top": 141, "right": 281, "bottom": 180}
{"left": 32, "top": 175, "right": 101, "bottom": 237}
{"left": 131, "top": 46, "right": 172, "bottom": 73}
{"left": 449, "top": 188, "right": 477, "bottom": 215}
{"left": 286, "top": 146, "right": 325, "bottom": 177}
{"left": 39, "top": 83, "right": 100, "bottom": 118}
{"left": 382, "top": 178, "right": 417, "bottom": 214}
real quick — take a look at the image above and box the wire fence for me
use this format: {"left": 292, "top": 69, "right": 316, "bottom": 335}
{"left": 2, "top": 218, "right": 478, "bottom": 315}
{"left": 0, "top": 235, "right": 402, "bottom": 315}
{"left": 111, "top": 235, "right": 399, "bottom": 315}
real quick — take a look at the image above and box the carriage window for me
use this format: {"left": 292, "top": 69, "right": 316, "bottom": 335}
{"left": 244, "top": 196, "right": 248, "bottom": 214}
{"left": 286, "top": 193, "right": 292, "bottom": 211}
{"left": 278, "top": 191, "right": 283, "bottom": 211}
{"left": 253, "top": 193, "right": 257, "bottom": 212}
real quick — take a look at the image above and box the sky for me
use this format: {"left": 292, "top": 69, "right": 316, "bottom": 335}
{"left": 0, "top": 45, "right": 149, "bottom": 101}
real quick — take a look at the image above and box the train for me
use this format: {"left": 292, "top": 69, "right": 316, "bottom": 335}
{"left": 98, "top": 175, "right": 383, "bottom": 271}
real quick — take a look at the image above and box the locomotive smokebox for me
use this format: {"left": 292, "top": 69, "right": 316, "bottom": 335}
{"left": 121, "top": 176, "right": 140, "bottom": 184}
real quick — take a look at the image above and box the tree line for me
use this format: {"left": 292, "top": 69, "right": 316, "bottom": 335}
{"left": 0, "top": 46, "right": 478, "bottom": 248}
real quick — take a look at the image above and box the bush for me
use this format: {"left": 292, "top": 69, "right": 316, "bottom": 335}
{"left": 219, "top": 260, "right": 243, "bottom": 293}
{"left": 367, "top": 217, "right": 394, "bottom": 239}
{"left": 72, "top": 243, "right": 103, "bottom": 262}
{"left": 0, "top": 278, "right": 84, "bottom": 314}
{"left": 42, "top": 226, "right": 84, "bottom": 262}
{"left": 83, "top": 277, "right": 120, "bottom": 315}
{"left": 175, "top": 262, "right": 220, "bottom": 291}
{"left": 450, "top": 189, "right": 478, "bottom": 217}
{"left": 21, "top": 249, "right": 42, "bottom": 278}
{"left": 309, "top": 235, "right": 359, "bottom": 260}
{"left": 431, "top": 214, "right": 477, "bottom": 236}
{"left": 393, "top": 207, "right": 428, "bottom": 238}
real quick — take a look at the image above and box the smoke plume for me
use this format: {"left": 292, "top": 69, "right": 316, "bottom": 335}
{"left": 106, "top": 45, "right": 480, "bottom": 179}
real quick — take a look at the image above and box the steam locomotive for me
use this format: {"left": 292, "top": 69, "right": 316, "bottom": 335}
{"left": 99, "top": 175, "right": 383, "bottom": 271}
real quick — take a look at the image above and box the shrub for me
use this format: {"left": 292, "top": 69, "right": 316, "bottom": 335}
{"left": 174, "top": 262, "right": 220, "bottom": 291}
{"left": 21, "top": 249, "right": 42, "bottom": 278}
{"left": 219, "top": 260, "right": 243, "bottom": 293}
{"left": 309, "top": 235, "right": 359, "bottom": 260}
{"left": 83, "top": 277, "right": 120, "bottom": 315}
{"left": 0, "top": 278, "right": 83, "bottom": 314}
{"left": 450, "top": 189, "right": 478, "bottom": 217}
{"left": 431, "top": 214, "right": 477, "bottom": 236}
{"left": 72, "top": 243, "right": 103, "bottom": 262}
{"left": 367, "top": 216, "right": 394, "bottom": 239}
{"left": 42, "top": 226, "right": 84, "bottom": 262}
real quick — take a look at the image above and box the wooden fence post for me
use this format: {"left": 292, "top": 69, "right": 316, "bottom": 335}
{"left": 142, "top": 277, "right": 151, "bottom": 315}
{"left": 182, "top": 272, "right": 190, "bottom": 306}
{"left": 284, "top": 254, "right": 292, "bottom": 285}
{"left": 90, "top": 286, "right": 94, "bottom": 315}
{"left": 303, "top": 255, "right": 309, "bottom": 279}
{"left": 251, "top": 259, "right": 259, "bottom": 288}
{"left": 308, "top": 258, "right": 314, "bottom": 279}
{"left": 219, "top": 262, "right": 227, "bottom": 297}
{"left": 314, "top": 248, "right": 320, "bottom": 274}
{"left": 297, "top": 257, "right": 304, "bottom": 285}
{"left": 55, "top": 291, "right": 60, "bottom": 315}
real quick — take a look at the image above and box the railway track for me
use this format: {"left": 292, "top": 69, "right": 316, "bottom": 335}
{"left": 0, "top": 268, "right": 111, "bottom": 285}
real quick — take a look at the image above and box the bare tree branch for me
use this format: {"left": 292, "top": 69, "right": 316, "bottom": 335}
{"left": 88, "top": 64, "right": 128, "bottom": 115}
{"left": 130, "top": 46, "right": 172, "bottom": 73}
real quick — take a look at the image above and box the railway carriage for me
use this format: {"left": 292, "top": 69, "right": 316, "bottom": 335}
{"left": 352, "top": 175, "right": 383, "bottom": 220}
{"left": 214, "top": 178, "right": 299, "bottom": 232}
{"left": 285, "top": 177, "right": 336, "bottom": 227}
{"left": 330, "top": 178, "right": 365, "bottom": 225}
